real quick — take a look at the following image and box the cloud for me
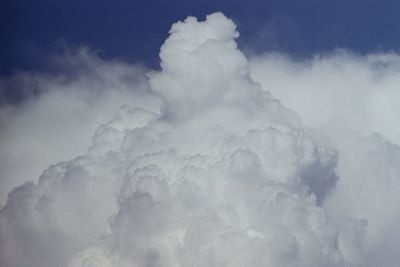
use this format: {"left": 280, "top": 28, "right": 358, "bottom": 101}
{"left": 0, "top": 48, "right": 160, "bottom": 205}
{"left": 250, "top": 50, "right": 400, "bottom": 267}
{"left": 0, "top": 12, "right": 398, "bottom": 267}
{"left": 250, "top": 51, "right": 400, "bottom": 144}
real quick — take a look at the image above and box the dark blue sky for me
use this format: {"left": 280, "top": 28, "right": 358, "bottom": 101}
{"left": 2, "top": 0, "right": 400, "bottom": 75}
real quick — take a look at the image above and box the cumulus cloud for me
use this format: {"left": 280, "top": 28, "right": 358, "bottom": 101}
{"left": 0, "top": 12, "right": 398, "bottom": 267}
{"left": 250, "top": 51, "right": 400, "bottom": 143}
{"left": 250, "top": 50, "right": 400, "bottom": 267}
{"left": 0, "top": 48, "right": 159, "bottom": 205}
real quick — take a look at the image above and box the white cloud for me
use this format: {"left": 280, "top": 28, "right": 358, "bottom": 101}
{"left": 250, "top": 51, "right": 400, "bottom": 144}
{"left": 250, "top": 50, "right": 400, "bottom": 267}
{"left": 0, "top": 12, "right": 398, "bottom": 267}
{"left": 0, "top": 48, "right": 159, "bottom": 205}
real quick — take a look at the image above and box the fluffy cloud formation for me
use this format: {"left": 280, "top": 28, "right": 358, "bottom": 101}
{"left": 251, "top": 52, "right": 400, "bottom": 267}
{"left": 0, "top": 12, "right": 398, "bottom": 267}
{"left": 0, "top": 49, "right": 159, "bottom": 205}
{"left": 250, "top": 52, "right": 400, "bottom": 143}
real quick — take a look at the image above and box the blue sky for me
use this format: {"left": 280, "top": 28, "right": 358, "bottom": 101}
{"left": 2, "top": 0, "right": 400, "bottom": 75}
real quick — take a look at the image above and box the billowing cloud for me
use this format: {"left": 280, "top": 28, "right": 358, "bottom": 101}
{"left": 0, "top": 48, "right": 159, "bottom": 205}
{"left": 0, "top": 12, "right": 398, "bottom": 267}
{"left": 250, "top": 50, "right": 400, "bottom": 267}
{"left": 250, "top": 51, "right": 400, "bottom": 143}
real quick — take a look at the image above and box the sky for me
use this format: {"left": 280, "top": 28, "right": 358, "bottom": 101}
{"left": 1, "top": 2, "right": 400, "bottom": 267}
{"left": 2, "top": 0, "right": 400, "bottom": 104}
{"left": 2, "top": 0, "right": 400, "bottom": 75}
